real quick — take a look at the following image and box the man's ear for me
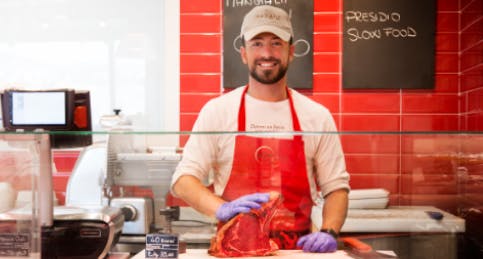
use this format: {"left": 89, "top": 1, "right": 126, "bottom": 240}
{"left": 240, "top": 46, "right": 248, "bottom": 64}
{"left": 288, "top": 44, "right": 295, "bottom": 63}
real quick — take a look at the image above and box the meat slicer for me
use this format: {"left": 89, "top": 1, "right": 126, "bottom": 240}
{"left": 65, "top": 133, "right": 182, "bottom": 253}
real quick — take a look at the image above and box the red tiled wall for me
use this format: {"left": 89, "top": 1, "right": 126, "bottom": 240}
{"left": 52, "top": 150, "right": 81, "bottom": 205}
{"left": 179, "top": 0, "right": 468, "bottom": 132}
{"left": 460, "top": 0, "right": 483, "bottom": 130}
{"left": 179, "top": 0, "right": 482, "bottom": 212}
{"left": 460, "top": 0, "right": 483, "bottom": 220}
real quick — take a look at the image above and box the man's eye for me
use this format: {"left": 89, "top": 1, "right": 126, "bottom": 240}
{"left": 272, "top": 41, "right": 283, "bottom": 46}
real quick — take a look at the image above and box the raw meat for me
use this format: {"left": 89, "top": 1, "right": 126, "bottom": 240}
{"left": 208, "top": 192, "right": 283, "bottom": 257}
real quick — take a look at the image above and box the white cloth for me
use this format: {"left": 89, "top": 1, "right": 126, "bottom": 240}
{"left": 171, "top": 87, "right": 350, "bottom": 202}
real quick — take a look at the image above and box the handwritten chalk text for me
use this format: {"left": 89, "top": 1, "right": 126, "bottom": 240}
{"left": 345, "top": 11, "right": 401, "bottom": 23}
{"left": 347, "top": 27, "right": 417, "bottom": 42}
{"left": 345, "top": 10, "right": 418, "bottom": 42}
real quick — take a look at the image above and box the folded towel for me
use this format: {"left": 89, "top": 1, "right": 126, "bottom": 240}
{"left": 316, "top": 188, "right": 390, "bottom": 209}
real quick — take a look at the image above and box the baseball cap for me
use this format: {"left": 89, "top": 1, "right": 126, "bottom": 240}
{"left": 240, "top": 5, "right": 293, "bottom": 42}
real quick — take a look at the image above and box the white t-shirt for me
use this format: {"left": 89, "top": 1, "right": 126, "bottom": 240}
{"left": 171, "top": 86, "right": 350, "bottom": 202}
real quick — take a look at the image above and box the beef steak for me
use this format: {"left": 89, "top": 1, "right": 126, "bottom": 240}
{"left": 208, "top": 192, "right": 283, "bottom": 257}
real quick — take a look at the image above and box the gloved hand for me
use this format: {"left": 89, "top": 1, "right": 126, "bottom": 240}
{"left": 215, "top": 193, "right": 270, "bottom": 222}
{"left": 296, "top": 232, "right": 338, "bottom": 253}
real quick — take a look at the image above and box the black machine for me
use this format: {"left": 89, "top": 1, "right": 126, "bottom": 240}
{"left": 0, "top": 206, "right": 124, "bottom": 259}
{"left": 1, "top": 89, "right": 92, "bottom": 148}
{"left": 41, "top": 206, "right": 124, "bottom": 259}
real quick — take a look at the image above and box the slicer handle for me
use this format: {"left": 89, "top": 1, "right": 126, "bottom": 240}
{"left": 120, "top": 205, "right": 137, "bottom": 221}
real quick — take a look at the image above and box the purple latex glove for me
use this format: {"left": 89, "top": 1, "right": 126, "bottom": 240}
{"left": 215, "top": 193, "right": 270, "bottom": 222}
{"left": 297, "top": 232, "right": 338, "bottom": 253}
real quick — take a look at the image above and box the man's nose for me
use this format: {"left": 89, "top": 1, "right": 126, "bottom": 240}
{"left": 259, "top": 43, "right": 274, "bottom": 57}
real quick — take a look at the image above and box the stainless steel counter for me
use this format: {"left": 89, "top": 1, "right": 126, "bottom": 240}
{"left": 312, "top": 206, "right": 465, "bottom": 233}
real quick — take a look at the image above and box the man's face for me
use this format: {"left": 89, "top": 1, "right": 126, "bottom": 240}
{"left": 241, "top": 33, "right": 294, "bottom": 85}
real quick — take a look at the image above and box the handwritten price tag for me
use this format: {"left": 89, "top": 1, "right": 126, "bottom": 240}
{"left": 145, "top": 234, "right": 179, "bottom": 258}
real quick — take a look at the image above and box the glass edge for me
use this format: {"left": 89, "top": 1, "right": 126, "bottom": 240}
{"left": 0, "top": 130, "right": 482, "bottom": 135}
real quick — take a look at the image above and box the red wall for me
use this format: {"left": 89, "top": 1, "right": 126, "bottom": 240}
{"left": 52, "top": 150, "right": 81, "bottom": 205}
{"left": 459, "top": 0, "right": 483, "bottom": 218}
{"left": 179, "top": 0, "right": 482, "bottom": 132}
{"left": 460, "top": 0, "right": 483, "bottom": 130}
{"left": 179, "top": 0, "right": 483, "bottom": 211}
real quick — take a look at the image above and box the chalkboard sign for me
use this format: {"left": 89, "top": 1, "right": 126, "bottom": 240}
{"left": 342, "top": 0, "right": 436, "bottom": 89}
{"left": 223, "top": 1, "right": 313, "bottom": 89}
{"left": 145, "top": 233, "right": 179, "bottom": 258}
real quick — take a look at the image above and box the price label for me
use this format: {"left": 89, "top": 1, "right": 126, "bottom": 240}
{"left": 0, "top": 233, "right": 30, "bottom": 257}
{"left": 145, "top": 234, "right": 178, "bottom": 259}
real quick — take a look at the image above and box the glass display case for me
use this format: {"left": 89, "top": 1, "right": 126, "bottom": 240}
{"left": 0, "top": 131, "right": 481, "bottom": 259}
{"left": 0, "top": 133, "right": 52, "bottom": 259}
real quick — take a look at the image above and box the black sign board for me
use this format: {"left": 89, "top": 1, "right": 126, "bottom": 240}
{"left": 0, "top": 233, "right": 30, "bottom": 257}
{"left": 342, "top": 0, "right": 436, "bottom": 89}
{"left": 223, "top": 1, "right": 313, "bottom": 89}
{"left": 146, "top": 234, "right": 179, "bottom": 259}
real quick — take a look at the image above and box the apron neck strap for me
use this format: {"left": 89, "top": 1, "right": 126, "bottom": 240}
{"left": 238, "top": 85, "right": 302, "bottom": 135}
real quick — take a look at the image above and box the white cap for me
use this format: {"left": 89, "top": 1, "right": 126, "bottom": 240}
{"left": 240, "top": 5, "right": 293, "bottom": 42}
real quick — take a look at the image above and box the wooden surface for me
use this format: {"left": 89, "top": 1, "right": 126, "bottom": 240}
{"left": 132, "top": 249, "right": 396, "bottom": 259}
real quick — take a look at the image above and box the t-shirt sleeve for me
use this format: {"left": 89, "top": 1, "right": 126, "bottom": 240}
{"left": 170, "top": 102, "right": 219, "bottom": 196}
{"left": 313, "top": 112, "right": 350, "bottom": 197}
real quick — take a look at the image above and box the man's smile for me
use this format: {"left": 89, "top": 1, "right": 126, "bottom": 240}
{"left": 257, "top": 59, "right": 279, "bottom": 69}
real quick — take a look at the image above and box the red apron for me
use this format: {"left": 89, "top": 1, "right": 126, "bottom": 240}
{"left": 221, "top": 86, "right": 313, "bottom": 249}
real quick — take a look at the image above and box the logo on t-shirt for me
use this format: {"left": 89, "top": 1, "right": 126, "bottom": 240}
{"left": 249, "top": 123, "right": 286, "bottom": 131}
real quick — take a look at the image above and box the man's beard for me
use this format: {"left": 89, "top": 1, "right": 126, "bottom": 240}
{"left": 249, "top": 58, "right": 288, "bottom": 84}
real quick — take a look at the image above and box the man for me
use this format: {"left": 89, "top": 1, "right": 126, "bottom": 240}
{"left": 171, "top": 5, "right": 349, "bottom": 253}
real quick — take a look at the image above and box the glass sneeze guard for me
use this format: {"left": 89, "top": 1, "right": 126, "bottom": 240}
{"left": 0, "top": 130, "right": 481, "bottom": 259}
